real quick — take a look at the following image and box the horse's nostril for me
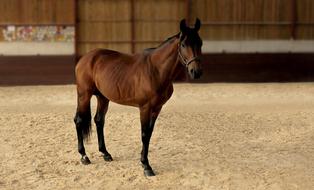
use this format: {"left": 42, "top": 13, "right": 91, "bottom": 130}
{"left": 190, "top": 69, "right": 194, "bottom": 74}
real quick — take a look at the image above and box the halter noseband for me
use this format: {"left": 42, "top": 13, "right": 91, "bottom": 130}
{"left": 178, "top": 43, "right": 200, "bottom": 67}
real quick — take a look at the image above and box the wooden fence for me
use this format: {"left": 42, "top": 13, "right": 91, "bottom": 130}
{"left": 0, "top": 0, "right": 75, "bottom": 42}
{"left": 0, "top": 0, "right": 313, "bottom": 84}
{"left": 192, "top": 0, "right": 314, "bottom": 40}
{"left": 77, "top": 0, "right": 186, "bottom": 54}
{"left": 77, "top": 0, "right": 314, "bottom": 55}
{"left": 77, "top": 0, "right": 131, "bottom": 54}
{"left": 0, "top": 0, "right": 313, "bottom": 55}
{"left": 0, "top": 0, "right": 74, "bottom": 25}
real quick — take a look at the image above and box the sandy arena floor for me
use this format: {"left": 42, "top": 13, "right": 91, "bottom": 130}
{"left": 0, "top": 83, "right": 313, "bottom": 190}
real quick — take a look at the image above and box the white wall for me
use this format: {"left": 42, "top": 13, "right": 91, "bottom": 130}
{"left": 202, "top": 40, "right": 314, "bottom": 53}
{"left": 0, "top": 42, "right": 74, "bottom": 55}
{"left": 1, "top": 40, "right": 314, "bottom": 55}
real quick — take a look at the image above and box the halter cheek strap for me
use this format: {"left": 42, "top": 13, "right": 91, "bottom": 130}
{"left": 178, "top": 43, "right": 200, "bottom": 67}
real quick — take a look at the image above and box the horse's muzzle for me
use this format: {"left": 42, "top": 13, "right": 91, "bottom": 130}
{"left": 189, "top": 69, "right": 202, "bottom": 79}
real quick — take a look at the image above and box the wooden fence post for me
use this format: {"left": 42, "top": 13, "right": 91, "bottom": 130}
{"left": 291, "top": 0, "right": 297, "bottom": 39}
{"left": 130, "top": 0, "right": 135, "bottom": 53}
{"left": 74, "top": 0, "right": 79, "bottom": 61}
{"left": 185, "top": 0, "right": 192, "bottom": 25}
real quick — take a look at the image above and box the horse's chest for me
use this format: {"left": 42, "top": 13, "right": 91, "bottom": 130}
{"left": 151, "top": 85, "right": 173, "bottom": 106}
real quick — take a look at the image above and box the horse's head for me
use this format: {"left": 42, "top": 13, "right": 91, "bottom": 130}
{"left": 178, "top": 18, "right": 203, "bottom": 79}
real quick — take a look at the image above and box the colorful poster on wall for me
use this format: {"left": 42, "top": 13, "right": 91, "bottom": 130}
{"left": 2, "top": 26, "right": 74, "bottom": 42}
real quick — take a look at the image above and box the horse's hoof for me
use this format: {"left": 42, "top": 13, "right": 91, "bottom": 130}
{"left": 81, "top": 155, "right": 91, "bottom": 165}
{"left": 144, "top": 169, "right": 155, "bottom": 177}
{"left": 103, "top": 154, "right": 113, "bottom": 162}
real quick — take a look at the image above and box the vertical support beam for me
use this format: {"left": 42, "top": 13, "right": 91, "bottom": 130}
{"left": 17, "top": 0, "right": 23, "bottom": 23}
{"left": 185, "top": 0, "right": 192, "bottom": 25}
{"left": 184, "top": 0, "right": 192, "bottom": 82}
{"left": 74, "top": 0, "right": 79, "bottom": 61}
{"left": 130, "top": 0, "right": 136, "bottom": 53}
{"left": 290, "top": 0, "right": 297, "bottom": 39}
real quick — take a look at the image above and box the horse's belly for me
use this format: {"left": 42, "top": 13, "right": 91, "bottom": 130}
{"left": 111, "top": 99, "right": 139, "bottom": 107}
{"left": 98, "top": 85, "right": 144, "bottom": 107}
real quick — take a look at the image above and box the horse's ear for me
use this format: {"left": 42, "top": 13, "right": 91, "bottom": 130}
{"left": 180, "top": 19, "right": 187, "bottom": 34}
{"left": 194, "top": 18, "right": 201, "bottom": 32}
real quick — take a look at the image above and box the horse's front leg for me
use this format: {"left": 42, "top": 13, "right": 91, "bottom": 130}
{"left": 139, "top": 104, "right": 162, "bottom": 177}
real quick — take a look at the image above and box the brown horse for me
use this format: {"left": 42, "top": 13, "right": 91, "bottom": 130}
{"left": 74, "top": 19, "right": 202, "bottom": 176}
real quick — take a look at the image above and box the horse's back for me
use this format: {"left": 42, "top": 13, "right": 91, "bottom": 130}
{"left": 75, "top": 49, "right": 130, "bottom": 82}
{"left": 76, "top": 48, "right": 130, "bottom": 70}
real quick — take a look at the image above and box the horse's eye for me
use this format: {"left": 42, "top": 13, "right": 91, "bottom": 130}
{"left": 181, "top": 44, "right": 185, "bottom": 48}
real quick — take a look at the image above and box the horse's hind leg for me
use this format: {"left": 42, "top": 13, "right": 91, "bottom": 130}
{"left": 94, "top": 95, "right": 113, "bottom": 161}
{"left": 74, "top": 91, "right": 92, "bottom": 165}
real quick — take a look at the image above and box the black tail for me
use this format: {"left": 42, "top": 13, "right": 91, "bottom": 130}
{"left": 74, "top": 111, "right": 92, "bottom": 141}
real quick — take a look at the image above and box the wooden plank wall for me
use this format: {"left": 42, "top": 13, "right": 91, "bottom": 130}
{"left": 0, "top": 0, "right": 74, "bottom": 25}
{"left": 77, "top": 0, "right": 314, "bottom": 55}
{"left": 296, "top": 0, "right": 314, "bottom": 39}
{"left": 0, "top": 0, "right": 75, "bottom": 41}
{"left": 192, "top": 0, "right": 314, "bottom": 40}
{"left": 77, "top": 0, "right": 131, "bottom": 54}
{"left": 192, "top": 0, "right": 290, "bottom": 40}
{"left": 77, "top": 0, "right": 185, "bottom": 55}
{"left": 0, "top": 0, "right": 312, "bottom": 55}
{"left": 133, "top": 0, "right": 186, "bottom": 52}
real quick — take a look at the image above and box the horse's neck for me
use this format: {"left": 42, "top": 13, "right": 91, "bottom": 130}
{"left": 149, "top": 38, "right": 180, "bottom": 84}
